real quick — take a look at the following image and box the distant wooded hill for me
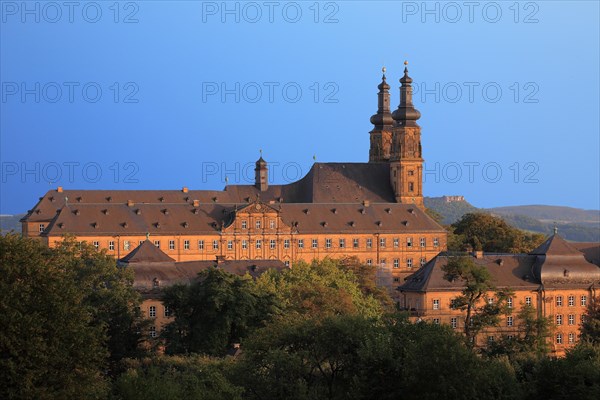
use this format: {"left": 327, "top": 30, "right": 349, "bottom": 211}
{"left": 424, "top": 197, "right": 600, "bottom": 243}
{"left": 0, "top": 214, "right": 25, "bottom": 234}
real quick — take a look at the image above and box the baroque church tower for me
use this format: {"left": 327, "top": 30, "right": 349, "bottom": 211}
{"left": 370, "top": 62, "right": 424, "bottom": 208}
{"left": 369, "top": 68, "right": 394, "bottom": 162}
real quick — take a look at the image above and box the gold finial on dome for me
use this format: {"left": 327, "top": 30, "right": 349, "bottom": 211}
{"left": 404, "top": 60, "right": 408, "bottom": 66}
{"left": 382, "top": 66, "right": 386, "bottom": 73}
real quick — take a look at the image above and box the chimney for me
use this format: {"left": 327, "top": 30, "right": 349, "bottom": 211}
{"left": 57, "top": 186, "right": 63, "bottom": 193}
{"left": 127, "top": 200, "right": 134, "bottom": 207}
{"left": 363, "top": 200, "right": 370, "bottom": 207}
{"left": 182, "top": 187, "right": 188, "bottom": 193}
{"left": 193, "top": 200, "right": 200, "bottom": 207}
{"left": 215, "top": 255, "right": 226, "bottom": 265}
{"left": 473, "top": 250, "right": 484, "bottom": 259}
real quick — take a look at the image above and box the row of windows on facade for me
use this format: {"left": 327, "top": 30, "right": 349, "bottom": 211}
{"left": 92, "top": 237, "right": 440, "bottom": 252}
{"left": 432, "top": 315, "right": 584, "bottom": 344}
{"left": 431, "top": 295, "right": 588, "bottom": 310}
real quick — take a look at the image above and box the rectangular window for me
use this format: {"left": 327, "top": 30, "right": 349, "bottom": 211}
{"left": 109, "top": 241, "right": 114, "bottom": 251}
{"left": 433, "top": 318, "right": 440, "bottom": 325}
{"left": 433, "top": 237, "right": 439, "bottom": 247}
{"left": 228, "top": 240, "right": 233, "bottom": 250}
{"left": 366, "top": 259, "right": 372, "bottom": 266}
{"left": 568, "top": 314, "right": 575, "bottom": 325}
{"left": 488, "top": 336, "right": 494, "bottom": 344}
{"left": 169, "top": 240, "right": 175, "bottom": 250}
{"left": 270, "top": 220, "right": 276, "bottom": 229}
{"left": 124, "top": 240, "right": 130, "bottom": 251}
{"left": 184, "top": 240, "right": 190, "bottom": 250}
{"left": 407, "top": 237, "right": 413, "bottom": 247}
{"left": 93, "top": 241, "right": 100, "bottom": 249}
{"left": 450, "top": 299, "right": 457, "bottom": 309}
{"left": 256, "top": 240, "right": 262, "bottom": 249}
{"left": 284, "top": 239, "right": 290, "bottom": 249}
{"left": 212, "top": 240, "right": 219, "bottom": 250}
{"left": 270, "top": 239, "right": 276, "bottom": 250}
{"left": 556, "top": 314, "right": 563, "bottom": 325}
{"left": 568, "top": 333, "right": 575, "bottom": 344}
{"left": 149, "top": 326, "right": 157, "bottom": 338}
{"left": 298, "top": 239, "right": 304, "bottom": 249}
{"left": 507, "top": 298, "right": 513, "bottom": 309}
{"left": 488, "top": 297, "right": 494, "bottom": 305}
{"left": 393, "top": 238, "right": 399, "bottom": 248}
{"left": 393, "top": 259, "right": 399, "bottom": 268}
{"left": 149, "top": 306, "right": 156, "bottom": 318}
{"left": 420, "top": 257, "right": 426, "bottom": 267}
{"left": 568, "top": 295, "right": 575, "bottom": 307}
{"left": 380, "top": 238, "right": 386, "bottom": 248}
{"left": 242, "top": 240, "right": 248, "bottom": 249}
{"left": 420, "top": 237, "right": 426, "bottom": 248}
{"left": 353, "top": 238, "right": 359, "bottom": 248}
{"left": 366, "top": 238, "right": 372, "bottom": 249}
{"left": 433, "top": 299, "right": 440, "bottom": 310}
{"left": 326, "top": 239, "right": 332, "bottom": 249}
{"left": 556, "top": 296, "right": 563, "bottom": 307}
{"left": 381, "top": 258, "right": 386, "bottom": 267}
{"left": 241, "top": 220, "right": 247, "bottom": 229}
{"left": 339, "top": 238, "right": 346, "bottom": 248}
{"left": 284, "top": 260, "right": 290, "bottom": 268}
{"left": 164, "top": 306, "right": 171, "bottom": 317}
{"left": 581, "top": 295, "right": 587, "bottom": 307}
{"left": 407, "top": 258, "right": 413, "bottom": 268}
{"left": 507, "top": 316, "right": 513, "bottom": 327}
{"left": 525, "top": 296, "right": 532, "bottom": 306}
{"left": 198, "top": 240, "right": 204, "bottom": 250}
{"left": 393, "top": 277, "right": 399, "bottom": 282}
{"left": 255, "top": 220, "right": 261, "bottom": 229}
{"left": 39, "top": 224, "right": 45, "bottom": 233}
{"left": 556, "top": 333, "right": 562, "bottom": 344}
{"left": 451, "top": 317, "right": 457, "bottom": 329}
{"left": 312, "top": 239, "right": 318, "bottom": 249}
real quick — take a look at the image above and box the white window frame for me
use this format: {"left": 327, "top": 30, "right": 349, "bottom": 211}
{"left": 169, "top": 240, "right": 175, "bottom": 250}
{"left": 184, "top": 240, "right": 190, "bottom": 250}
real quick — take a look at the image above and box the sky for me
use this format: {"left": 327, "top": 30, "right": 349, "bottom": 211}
{"left": 1, "top": 0, "right": 599, "bottom": 214}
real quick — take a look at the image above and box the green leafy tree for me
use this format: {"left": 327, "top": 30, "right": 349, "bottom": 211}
{"left": 451, "top": 213, "right": 545, "bottom": 253}
{"left": 233, "top": 314, "right": 519, "bottom": 400}
{"left": 256, "top": 258, "right": 383, "bottom": 321}
{"left": 113, "top": 355, "right": 243, "bottom": 400}
{"left": 161, "top": 267, "right": 281, "bottom": 356}
{"left": 52, "top": 236, "right": 147, "bottom": 373}
{"left": 442, "top": 256, "right": 513, "bottom": 346}
{"left": 581, "top": 296, "right": 600, "bottom": 344}
{"left": 1, "top": 234, "right": 109, "bottom": 399}
{"left": 521, "top": 342, "right": 600, "bottom": 400}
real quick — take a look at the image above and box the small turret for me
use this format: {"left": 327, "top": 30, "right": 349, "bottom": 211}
{"left": 255, "top": 152, "right": 268, "bottom": 192}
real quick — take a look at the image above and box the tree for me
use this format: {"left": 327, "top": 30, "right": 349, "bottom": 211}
{"left": 451, "top": 213, "right": 545, "bottom": 253}
{"left": 580, "top": 296, "right": 600, "bottom": 344}
{"left": 442, "top": 256, "right": 512, "bottom": 346}
{"left": 256, "top": 258, "right": 384, "bottom": 320}
{"left": 113, "top": 355, "right": 242, "bottom": 400}
{"left": 483, "top": 304, "right": 553, "bottom": 359}
{"left": 52, "top": 236, "right": 148, "bottom": 373}
{"left": 1, "top": 234, "right": 108, "bottom": 398}
{"left": 161, "top": 267, "right": 280, "bottom": 356}
{"left": 233, "top": 314, "right": 519, "bottom": 400}
{"left": 522, "top": 342, "right": 600, "bottom": 400}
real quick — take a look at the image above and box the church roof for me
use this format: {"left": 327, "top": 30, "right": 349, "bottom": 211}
{"left": 23, "top": 163, "right": 443, "bottom": 237}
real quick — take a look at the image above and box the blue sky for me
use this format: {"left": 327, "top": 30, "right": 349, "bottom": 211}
{"left": 1, "top": 0, "right": 599, "bottom": 214}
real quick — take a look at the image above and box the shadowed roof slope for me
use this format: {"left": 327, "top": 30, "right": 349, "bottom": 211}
{"left": 119, "top": 240, "right": 175, "bottom": 263}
